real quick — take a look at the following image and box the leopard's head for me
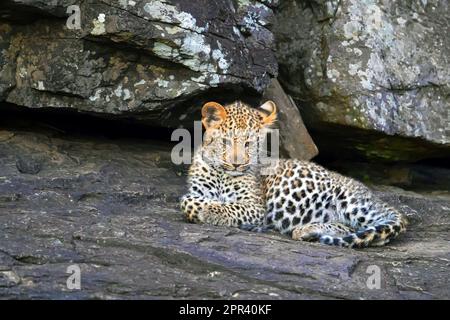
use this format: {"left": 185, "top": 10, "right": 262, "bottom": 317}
{"left": 200, "top": 100, "right": 277, "bottom": 175}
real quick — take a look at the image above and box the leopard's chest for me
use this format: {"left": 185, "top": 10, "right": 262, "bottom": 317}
{"left": 216, "top": 177, "right": 245, "bottom": 203}
{"left": 194, "top": 173, "right": 256, "bottom": 203}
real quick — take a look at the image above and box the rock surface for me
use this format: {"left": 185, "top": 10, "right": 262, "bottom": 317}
{"left": 0, "top": 0, "right": 277, "bottom": 124}
{"left": 0, "top": 118, "right": 448, "bottom": 299}
{"left": 274, "top": 0, "right": 450, "bottom": 149}
{"left": 0, "top": 0, "right": 449, "bottom": 300}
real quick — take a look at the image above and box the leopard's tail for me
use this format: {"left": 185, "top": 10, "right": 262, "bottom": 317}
{"left": 320, "top": 211, "right": 408, "bottom": 248}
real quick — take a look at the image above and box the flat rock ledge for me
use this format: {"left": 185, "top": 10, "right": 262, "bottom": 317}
{"left": 0, "top": 127, "right": 449, "bottom": 299}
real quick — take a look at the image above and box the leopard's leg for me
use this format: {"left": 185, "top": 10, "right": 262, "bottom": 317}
{"left": 181, "top": 194, "right": 265, "bottom": 227}
{"left": 180, "top": 194, "right": 209, "bottom": 223}
{"left": 201, "top": 202, "right": 266, "bottom": 227}
{"left": 330, "top": 201, "right": 408, "bottom": 248}
{"left": 292, "top": 223, "right": 355, "bottom": 242}
{"left": 318, "top": 184, "right": 408, "bottom": 248}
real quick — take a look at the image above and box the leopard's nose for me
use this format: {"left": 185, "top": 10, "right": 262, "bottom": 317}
{"left": 237, "top": 164, "right": 249, "bottom": 172}
{"left": 223, "top": 163, "right": 236, "bottom": 171}
{"left": 231, "top": 155, "right": 249, "bottom": 166}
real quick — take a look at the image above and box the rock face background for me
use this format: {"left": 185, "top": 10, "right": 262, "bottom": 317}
{"left": 0, "top": 0, "right": 449, "bottom": 299}
{"left": 0, "top": 0, "right": 277, "bottom": 125}
{"left": 275, "top": 0, "right": 450, "bottom": 160}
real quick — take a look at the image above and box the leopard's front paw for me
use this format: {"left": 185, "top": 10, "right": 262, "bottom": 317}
{"left": 185, "top": 204, "right": 213, "bottom": 224}
{"left": 186, "top": 212, "right": 202, "bottom": 224}
{"left": 200, "top": 204, "right": 226, "bottom": 226}
{"left": 180, "top": 195, "right": 203, "bottom": 224}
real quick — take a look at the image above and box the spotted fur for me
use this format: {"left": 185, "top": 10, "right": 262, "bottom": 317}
{"left": 181, "top": 101, "right": 407, "bottom": 248}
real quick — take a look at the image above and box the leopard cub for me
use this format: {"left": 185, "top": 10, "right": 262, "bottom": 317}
{"left": 180, "top": 100, "right": 407, "bottom": 248}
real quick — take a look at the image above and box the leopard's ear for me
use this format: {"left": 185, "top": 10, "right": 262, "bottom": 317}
{"left": 258, "top": 100, "right": 277, "bottom": 126}
{"left": 202, "top": 102, "right": 227, "bottom": 129}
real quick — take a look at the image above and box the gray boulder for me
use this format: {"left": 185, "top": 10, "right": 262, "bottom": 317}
{"left": 262, "top": 78, "right": 319, "bottom": 160}
{"left": 0, "top": 0, "right": 277, "bottom": 124}
{"left": 274, "top": 0, "right": 450, "bottom": 155}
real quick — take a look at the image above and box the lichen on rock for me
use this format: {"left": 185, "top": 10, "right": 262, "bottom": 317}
{"left": 0, "top": 0, "right": 278, "bottom": 123}
{"left": 274, "top": 0, "right": 450, "bottom": 156}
